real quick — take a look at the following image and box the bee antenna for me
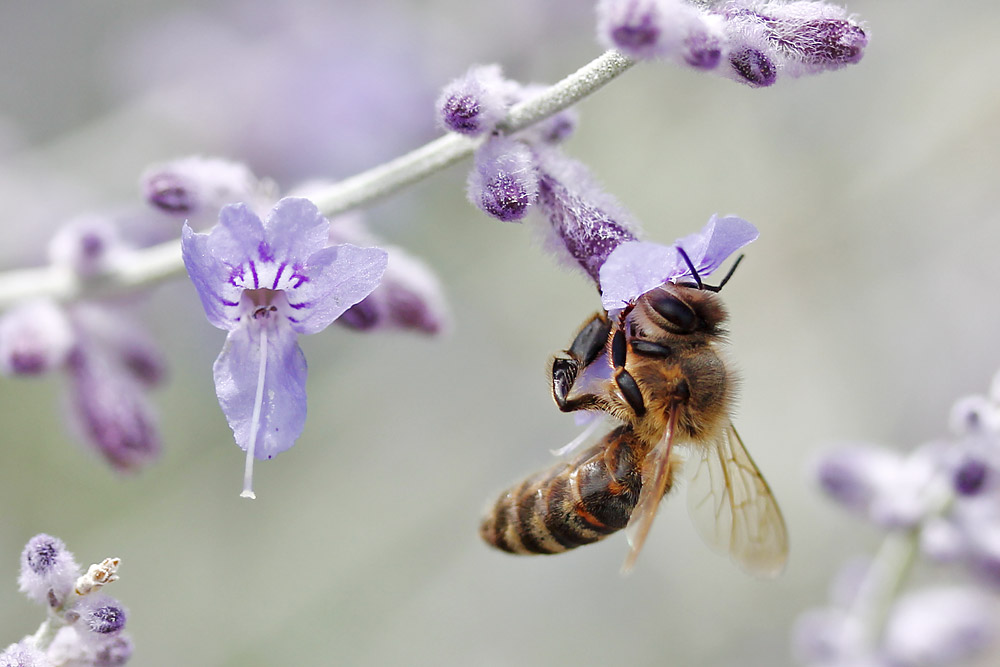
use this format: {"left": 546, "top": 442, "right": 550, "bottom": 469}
{"left": 675, "top": 249, "right": 745, "bottom": 293}
{"left": 675, "top": 246, "right": 703, "bottom": 289}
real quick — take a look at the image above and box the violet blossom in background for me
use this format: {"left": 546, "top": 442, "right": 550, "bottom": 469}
{"left": 599, "top": 215, "right": 758, "bottom": 311}
{"left": 795, "top": 374, "right": 1000, "bottom": 665}
{"left": 0, "top": 300, "right": 74, "bottom": 377}
{"left": 181, "top": 197, "right": 388, "bottom": 498}
{"left": 140, "top": 156, "right": 265, "bottom": 227}
{"left": 3, "top": 535, "right": 133, "bottom": 666}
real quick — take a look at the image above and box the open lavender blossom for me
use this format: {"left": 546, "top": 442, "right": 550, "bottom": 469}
{"left": 599, "top": 215, "right": 758, "bottom": 311}
{"left": 181, "top": 197, "right": 388, "bottom": 498}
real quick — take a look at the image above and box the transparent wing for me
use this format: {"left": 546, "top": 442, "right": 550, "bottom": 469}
{"left": 686, "top": 423, "right": 788, "bottom": 577}
{"left": 622, "top": 407, "right": 679, "bottom": 574}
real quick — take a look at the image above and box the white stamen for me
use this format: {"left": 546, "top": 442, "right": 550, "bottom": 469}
{"left": 241, "top": 326, "right": 269, "bottom": 499}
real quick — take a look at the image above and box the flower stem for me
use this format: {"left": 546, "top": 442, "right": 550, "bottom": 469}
{"left": 241, "top": 326, "right": 269, "bottom": 500}
{"left": 0, "top": 51, "right": 634, "bottom": 309}
{"left": 849, "top": 527, "right": 921, "bottom": 648}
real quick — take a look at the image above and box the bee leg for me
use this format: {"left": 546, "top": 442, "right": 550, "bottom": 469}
{"left": 551, "top": 313, "right": 613, "bottom": 413}
{"left": 568, "top": 313, "right": 611, "bottom": 367}
{"left": 610, "top": 329, "right": 647, "bottom": 417}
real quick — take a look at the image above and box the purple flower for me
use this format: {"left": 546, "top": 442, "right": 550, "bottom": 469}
{"left": 436, "top": 65, "right": 513, "bottom": 136}
{"left": 18, "top": 534, "right": 81, "bottom": 606}
{"left": 598, "top": 215, "right": 758, "bottom": 311}
{"left": 47, "top": 215, "right": 124, "bottom": 278}
{"left": 467, "top": 136, "right": 539, "bottom": 222}
{"left": 181, "top": 197, "right": 388, "bottom": 498}
{"left": 0, "top": 300, "right": 74, "bottom": 377}
{"left": 533, "top": 148, "right": 640, "bottom": 283}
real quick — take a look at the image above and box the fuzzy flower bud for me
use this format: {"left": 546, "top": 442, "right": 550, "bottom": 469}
{"left": 467, "top": 136, "right": 539, "bottom": 222}
{"left": 436, "top": 65, "right": 512, "bottom": 136}
{"left": 0, "top": 300, "right": 75, "bottom": 377}
{"left": 76, "top": 596, "right": 127, "bottom": 636}
{"left": 65, "top": 342, "right": 161, "bottom": 472}
{"left": 47, "top": 216, "right": 123, "bottom": 279}
{"left": 140, "top": 156, "right": 259, "bottom": 219}
{"left": 883, "top": 587, "right": 995, "bottom": 665}
{"left": 532, "top": 148, "right": 638, "bottom": 283}
{"left": 18, "top": 534, "right": 81, "bottom": 606}
{"left": 70, "top": 305, "right": 167, "bottom": 388}
{"left": 597, "top": 0, "right": 724, "bottom": 69}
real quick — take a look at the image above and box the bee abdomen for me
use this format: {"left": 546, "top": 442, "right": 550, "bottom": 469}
{"left": 480, "top": 427, "right": 645, "bottom": 555}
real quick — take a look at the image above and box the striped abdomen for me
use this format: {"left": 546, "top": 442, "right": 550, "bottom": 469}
{"left": 481, "top": 426, "right": 651, "bottom": 555}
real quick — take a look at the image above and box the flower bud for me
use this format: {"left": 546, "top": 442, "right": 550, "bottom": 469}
{"left": 140, "top": 156, "right": 258, "bottom": 219}
{"left": 65, "top": 342, "right": 161, "bottom": 472}
{"left": 597, "top": 0, "right": 723, "bottom": 69}
{"left": 48, "top": 215, "right": 123, "bottom": 278}
{"left": 883, "top": 587, "right": 994, "bottom": 665}
{"left": 0, "top": 300, "right": 75, "bottom": 377}
{"left": 728, "top": 47, "right": 778, "bottom": 87}
{"left": 436, "top": 65, "right": 512, "bottom": 136}
{"left": 18, "top": 534, "right": 81, "bottom": 606}
{"left": 467, "top": 136, "right": 538, "bottom": 222}
{"left": 77, "top": 595, "right": 127, "bottom": 636}
{"left": 533, "top": 148, "right": 638, "bottom": 284}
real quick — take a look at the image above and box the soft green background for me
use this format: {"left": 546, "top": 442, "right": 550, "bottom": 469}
{"left": 2, "top": 1, "right": 999, "bottom": 665}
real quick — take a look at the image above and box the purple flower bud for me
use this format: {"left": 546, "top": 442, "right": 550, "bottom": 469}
{"left": 78, "top": 596, "right": 127, "bottom": 635}
{"left": 950, "top": 394, "right": 1000, "bottom": 435}
{"left": 0, "top": 300, "right": 75, "bottom": 377}
{"left": 339, "top": 246, "right": 450, "bottom": 335}
{"left": 69, "top": 305, "right": 167, "bottom": 388}
{"left": 533, "top": 148, "right": 639, "bottom": 283}
{"left": 93, "top": 634, "right": 134, "bottom": 666}
{"left": 955, "top": 457, "right": 989, "bottom": 496}
{"left": 47, "top": 216, "right": 123, "bottom": 278}
{"left": 813, "top": 445, "right": 900, "bottom": 515}
{"left": 729, "top": 48, "right": 778, "bottom": 86}
{"left": 0, "top": 642, "right": 50, "bottom": 667}
{"left": 597, "top": 0, "right": 665, "bottom": 59}
{"left": 883, "top": 587, "right": 994, "bottom": 665}
{"left": 597, "top": 0, "right": 724, "bottom": 70}
{"left": 467, "top": 136, "right": 539, "bottom": 222}
{"left": 436, "top": 65, "right": 512, "bottom": 136}
{"left": 65, "top": 341, "right": 161, "bottom": 472}
{"left": 140, "top": 156, "right": 258, "bottom": 220}
{"left": 18, "top": 534, "right": 81, "bottom": 606}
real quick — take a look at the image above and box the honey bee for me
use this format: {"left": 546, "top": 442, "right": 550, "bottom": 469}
{"left": 480, "top": 263, "right": 788, "bottom": 575}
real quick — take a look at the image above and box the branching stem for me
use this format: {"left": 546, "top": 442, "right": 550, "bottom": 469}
{"left": 0, "top": 50, "right": 634, "bottom": 310}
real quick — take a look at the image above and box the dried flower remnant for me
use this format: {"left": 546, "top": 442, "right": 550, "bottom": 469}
{"left": 181, "top": 197, "right": 387, "bottom": 498}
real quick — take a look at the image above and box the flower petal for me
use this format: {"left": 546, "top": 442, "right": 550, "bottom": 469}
{"left": 286, "top": 244, "right": 389, "bottom": 335}
{"left": 599, "top": 215, "right": 757, "bottom": 310}
{"left": 213, "top": 323, "right": 307, "bottom": 460}
{"left": 210, "top": 203, "right": 267, "bottom": 267}
{"left": 261, "top": 197, "right": 330, "bottom": 264}
{"left": 181, "top": 224, "right": 241, "bottom": 331}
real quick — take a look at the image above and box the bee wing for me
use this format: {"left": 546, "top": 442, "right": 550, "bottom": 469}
{"left": 685, "top": 423, "right": 788, "bottom": 577}
{"left": 622, "top": 407, "right": 679, "bottom": 574}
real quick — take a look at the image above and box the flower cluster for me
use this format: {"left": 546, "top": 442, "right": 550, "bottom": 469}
{"left": 794, "top": 375, "right": 1000, "bottom": 665}
{"left": 597, "top": 0, "right": 867, "bottom": 87}
{"left": 1, "top": 535, "right": 132, "bottom": 666}
{"left": 0, "top": 220, "right": 166, "bottom": 472}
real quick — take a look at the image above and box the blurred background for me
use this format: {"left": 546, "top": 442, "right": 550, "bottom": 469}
{"left": 1, "top": 0, "right": 999, "bottom": 664}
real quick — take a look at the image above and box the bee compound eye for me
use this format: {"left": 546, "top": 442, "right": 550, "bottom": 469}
{"left": 647, "top": 291, "right": 698, "bottom": 332}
